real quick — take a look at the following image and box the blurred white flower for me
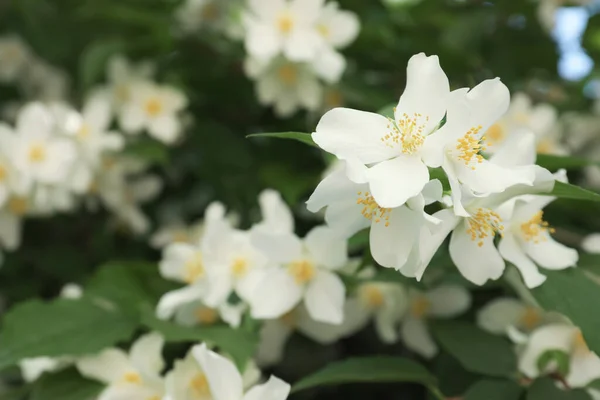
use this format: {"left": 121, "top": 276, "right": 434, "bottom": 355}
{"left": 107, "top": 55, "right": 155, "bottom": 109}
{"left": 583, "top": 233, "right": 600, "bottom": 254}
{"left": 150, "top": 220, "right": 204, "bottom": 249}
{"left": 0, "top": 35, "right": 31, "bottom": 83}
{"left": 169, "top": 298, "right": 246, "bottom": 329}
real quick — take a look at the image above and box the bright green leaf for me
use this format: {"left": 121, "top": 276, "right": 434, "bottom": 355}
{"left": 531, "top": 269, "right": 600, "bottom": 355}
{"left": 31, "top": 368, "right": 103, "bottom": 400}
{"left": 464, "top": 379, "right": 523, "bottom": 400}
{"left": 291, "top": 356, "right": 441, "bottom": 397}
{"left": 527, "top": 377, "right": 592, "bottom": 400}
{"left": 78, "top": 39, "right": 125, "bottom": 90}
{"left": 432, "top": 321, "right": 517, "bottom": 377}
{"left": 246, "top": 132, "right": 317, "bottom": 148}
{"left": 549, "top": 182, "right": 600, "bottom": 202}
{"left": 0, "top": 298, "right": 137, "bottom": 370}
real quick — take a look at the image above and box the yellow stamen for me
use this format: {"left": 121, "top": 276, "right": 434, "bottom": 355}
{"left": 184, "top": 252, "right": 204, "bottom": 283}
{"left": 0, "top": 165, "right": 7, "bottom": 182}
{"left": 536, "top": 139, "right": 554, "bottom": 154}
{"left": 520, "top": 211, "right": 555, "bottom": 243}
{"left": 231, "top": 258, "right": 248, "bottom": 278}
{"left": 456, "top": 126, "right": 485, "bottom": 170}
{"left": 317, "top": 24, "right": 329, "bottom": 37}
{"left": 278, "top": 64, "right": 297, "bottom": 85}
{"left": 144, "top": 98, "right": 163, "bottom": 117}
{"left": 8, "top": 197, "right": 27, "bottom": 216}
{"left": 77, "top": 124, "right": 90, "bottom": 139}
{"left": 359, "top": 284, "right": 385, "bottom": 308}
{"left": 381, "top": 109, "right": 428, "bottom": 154}
{"left": 485, "top": 123, "right": 504, "bottom": 146}
{"left": 356, "top": 191, "right": 391, "bottom": 227}
{"left": 277, "top": 13, "right": 294, "bottom": 34}
{"left": 573, "top": 330, "right": 590, "bottom": 354}
{"left": 519, "top": 307, "right": 541, "bottom": 330}
{"left": 410, "top": 296, "right": 431, "bottom": 318}
{"left": 466, "top": 208, "right": 504, "bottom": 247}
{"left": 288, "top": 260, "right": 315, "bottom": 284}
{"left": 28, "top": 144, "right": 46, "bottom": 163}
{"left": 190, "top": 372, "right": 211, "bottom": 396}
{"left": 123, "top": 372, "right": 142, "bottom": 384}
{"left": 195, "top": 306, "right": 218, "bottom": 325}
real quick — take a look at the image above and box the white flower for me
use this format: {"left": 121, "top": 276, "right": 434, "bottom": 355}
{"left": 175, "top": 0, "right": 233, "bottom": 34}
{"left": 190, "top": 344, "right": 290, "bottom": 400}
{"left": 76, "top": 333, "right": 165, "bottom": 400}
{"left": 243, "top": 0, "right": 325, "bottom": 62}
{"left": 312, "top": 53, "right": 449, "bottom": 208}
{"left": 0, "top": 124, "right": 21, "bottom": 208}
{"left": 253, "top": 189, "right": 294, "bottom": 235}
{"left": 150, "top": 221, "right": 203, "bottom": 249}
{"left": 0, "top": 36, "right": 31, "bottom": 83}
{"left": 170, "top": 299, "right": 247, "bottom": 328}
{"left": 10, "top": 103, "right": 77, "bottom": 186}
{"left": 107, "top": 55, "right": 155, "bottom": 109}
{"left": 0, "top": 195, "right": 29, "bottom": 250}
{"left": 120, "top": 82, "right": 187, "bottom": 144}
{"left": 245, "top": 56, "right": 323, "bottom": 117}
{"left": 401, "top": 285, "right": 471, "bottom": 358}
{"left": 424, "top": 80, "right": 537, "bottom": 216}
{"left": 519, "top": 324, "right": 600, "bottom": 388}
{"left": 19, "top": 357, "right": 69, "bottom": 383}
{"left": 582, "top": 233, "right": 600, "bottom": 254}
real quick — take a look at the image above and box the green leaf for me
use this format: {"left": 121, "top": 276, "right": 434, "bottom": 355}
{"left": 0, "top": 298, "right": 137, "bottom": 369}
{"left": 537, "top": 350, "right": 570, "bottom": 377}
{"left": 246, "top": 132, "right": 317, "bottom": 148}
{"left": 291, "top": 356, "right": 441, "bottom": 397}
{"left": 549, "top": 182, "right": 600, "bottom": 203}
{"left": 141, "top": 308, "right": 258, "bottom": 370}
{"left": 377, "top": 103, "right": 395, "bottom": 119}
{"left": 431, "top": 321, "right": 517, "bottom": 377}
{"left": 124, "top": 139, "right": 170, "bottom": 166}
{"left": 78, "top": 39, "right": 125, "bottom": 89}
{"left": 536, "top": 154, "right": 595, "bottom": 171}
{"left": 527, "top": 377, "right": 592, "bottom": 400}
{"left": 574, "top": 253, "right": 600, "bottom": 275}
{"left": 531, "top": 269, "right": 600, "bottom": 355}
{"left": 464, "top": 379, "right": 523, "bottom": 400}
{"left": 31, "top": 368, "right": 103, "bottom": 400}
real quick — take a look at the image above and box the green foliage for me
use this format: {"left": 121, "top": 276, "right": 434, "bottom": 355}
{"left": 526, "top": 377, "right": 593, "bottom": 400}
{"left": 30, "top": 368, "right": 103, "bottom": 400}
{"left": 537, "top": 350, "right": 571, "bottom": 377}
{"left": 246, "top": 132, "right": 318, "bottom": 148}
{"left": 550, "top": 182, "right": 600, "bottom": 203}
{"left": 463, "top": 379, "right": 523, "bottom": 400}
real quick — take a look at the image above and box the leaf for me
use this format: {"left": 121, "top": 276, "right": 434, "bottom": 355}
{"left": 246, "top": 132, "right": 317, "bottom": 148}
{"left": 291, "top": 356, "right": 440, "bottom": 396}
{"left": 124, "top": 139, "right": 170, "bottom": 166}
{"left": 464, "top": 379, "right": 523, "bottom": 400}
{"left": 377, "top": 103, "right": 395, "bottom": 119}
{"left": 549, "top": 182, "right": 600, "bottom": 203}
{"left": 141, "top": 308, "right": 258, "bottom": 370}
{"left": 431, "top": 321, "right": 517, "bottom": 377}
{"left": 78, "top": 39, "right": 125, "bottom": 89}
{"left": 574, "top": 253, "right": 600, "bottom": 275}
{"left": 0, "top": 298, "right": 137, "bottom": 369}
{"left": 536, "top": 154, "right": 595, "bottom": 171}
{"left": 531, "top": 269, "right": 600, "bottom": 355}
{"left": 527, "top": 377, "right": 592, "bottom": 400}
{"left": 537, "top": 350, "right": 570, "bottom": 377}
{"left": 31, "top": 368, "right": 103, "bottom": 400}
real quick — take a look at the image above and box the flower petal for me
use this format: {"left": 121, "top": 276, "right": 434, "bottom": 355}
{"left": 400, "top": 316, "right": 437, "bottom": 359}
{"left": 243, "top": 376, "right": 291, "bottom": 400}
{"left": 370, "top": 206, "right": 420, "bottom": 270}
{"left": 476, "top": 298, "right": 526, "bottom": 335}
{"left": 518, "top": 324, "right": 576, "bottom": 378}
{"left": 256, "top": 320, "right": 293, "bottom": 367}
{"left": 427, "top": 285, "right": 471, "bottom": 318}
{"left": 129, "top": 333, "right": 165, "bottom": 380}
{"left": 156, "top": 285, "right": 205, "bottom": 320}
{"left": 304, "top": 270, "right": 345, "bottom": 324}
{"left": 250, "top": 268, "right": 303, "bottom": 319}
{"left": 256, "top": 189, "right": 294, "bottom": 234}
{"left": 498, "top": 233, "right": 547, "bottom": 288}
{"left": 523, "top": 233, "right": 578, "bottom": 271}
{"left": 76, "top": 348, "right": 132, "bottom": 384}
{"left": 193, "top": 343, "right": 244, "bottom": 400}
{"left": 582, "top": 233, "right": 600, "bottom": 254}
{"left": 366, "top": 156, "right": 429, "bottom": 208}
{"left": 304, "top": 225, "right": 347, "bottom": 269}
{"left": 250, "top": 231, "right": 302, "bottom": 264}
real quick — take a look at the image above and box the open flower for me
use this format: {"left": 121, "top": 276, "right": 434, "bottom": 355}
{"left": 401, "top": 285, "right": 471, "bottom": 358}
{"left": 250, "top": 225, "right": 348, "bottom": 324}
{"left": 76, "top": 333, "right": 165, "bottom": 400}
{"left": 312, "top": 53, "right": 449, "bottom": 208}
{"left": 107, "top": 55, "right": 155, "bottom": 109}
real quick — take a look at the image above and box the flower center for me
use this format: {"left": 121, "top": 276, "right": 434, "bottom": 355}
{"left": 484, "top": 123, "right": 504, "bottom": 146}
{"left": 519, "top": 307, "right": 541, "bottom": 330}
{"left": 536, "top": 139, "right": 554, "bottom": 154}
{"left": 0, "top": 164, "right": 7, "bottom": 182}
{"left": 381, "top": 110, "right": 428, "bottom": 154}
{"left": 195, "top": 306, "right": 218, "bottom": 325}
{"left": 572, "top": 330, "right": 590, "bottom": 354}
{"left": 359, "top": 284, "right": 385, "bottom": 308}
{"left": 456, "top": 126, "right": 486, "bottom": 169}
{"left": 123, "top": 371, "right": 142, "bottom": 384}
{"left": 520, "top": 211, "right": 554, "bottom": 243}
{"left": 231, "top": 258, "right": 248, "bottom": 278}
{"left": 466, "top": 208, "right": 504, "bottom": 247}
{"left": 144, "top": 98, "right": 163, "bottom": 117}
{"left": 356, "top": 191, "right": 391, "bottom": 227}
{"left": 28, "top": 144, "right": 47, "bottom": 163}
{"left": 190, "top": 372, "right": 211, "bottom": 396}
{"left": 77, "top": 124, "right": 90, "bottom": 140}
{"left": 317, "top": 24, "right": 329, "bottom": 37}
{"left": 410, "top": 296, "right": 431, "bottom": 318}
{"left": 8, "top": 197, "right": 27, "bottom": 216}
{"left": 278, "top": 64, "right": 297, "bottom": 85}
{"left": 277, "top": 13, "right": 294, "bottom": 34}
{"left": 184, "top": 252, "right": 205, "bottom": 283}
{"left": 288, "top": 260, "right": 316, "bottom": 284}
{"left": 115, "top": 84, "right": 130, "bottom": 102}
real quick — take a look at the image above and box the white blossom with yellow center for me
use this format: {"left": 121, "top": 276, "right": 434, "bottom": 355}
{"left": 76, "top": 333, "right": 166, "bottom": 400}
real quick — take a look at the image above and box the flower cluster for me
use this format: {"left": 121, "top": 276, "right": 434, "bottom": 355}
{"left": 307, "top": 53, "right": 579, "bottom": 289}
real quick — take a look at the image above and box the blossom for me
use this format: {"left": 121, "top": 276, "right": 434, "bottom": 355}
{"left": 107, "top": 55, "right": 155, "bottom": 109}
{"left": 76, "top": 333, "right": 165, "bottom": 400}
{"left": 244, "top": 56, "right": 323, "bottom": 117}
{"left": 401, "top": 285, "right": 471, "bottom": 358}
{"left": 0, "top": 36, "right": 31, "bottom": 83}
{"left": 582, "top": 233, "right": 600, "bottom": 254}
{"left": 243, "top": 0, "right": 325, "bottom": 62}
{"left": 190, "top": 343, "right": 290, "bottom": 400}
{"left": 175, "top": 0, "right": 240, "bottom": 36}
{"left": 519, "top": 324, "right": 600, "bottom": 389}
{"left": 168, "top": 298, "right": 247, "bottom": 328}
{"left": 250, "top": 223, "right": 348, "bottom": 323}
{"left": 312, "top": 53, "right": 449, "bottom": 208}
{"left": 150, "top": 220, "right": 204, "bottom": 249}
{"left": 119, "top": 81, "right": 188, "bottom": 144}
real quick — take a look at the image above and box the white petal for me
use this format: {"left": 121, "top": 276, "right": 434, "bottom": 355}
{"left": 0, "top": 211, "right": 20, "bottom": 250}
{"left": 250, "top": 268, "right": 303, "bottom": 319}
{"left": 304, "top": 225, "right": 347, "bottom": 269}
{"left": 76, "top": 349, "right": 132, "bottom": 384}
{"left": 476, "top": 298, "right": 526, "bottom": 335}
{"left": 297, "top": 299, "right": 369, "bottom": 344}
{"left": 19, "top": 357, "right": 63, "bottom": 382}
{"left": 422, "top": 179, "right": 443, "bottom": 205}
{"left": 203, "top": 273, "right": 234, "bottom": 308}
{"left": 449, "top": 223, "right": 505, "bottom": 286}
{"left": 296, "top": 73, "right": 323, "bottom": 110}
{"left": 148, "top": 115, "right": 180, "bottom": 144}
{"left": 256, "top": 320, "right": 293, "bottom": 367}
{"left": 83, "top": 93, "right": 112, "bottom": 131}
{"left": 290, "top": 0, "right": 324, "bottom": 23}
{"left": 257, "top": 189, "right": 294, "bottom": 233}
{"left": 284, "top": 30, "right": 322, "bottom": 62}
{"left": 16, "top": 103, "right": 54, "bottom": 137}
{"left": 400, "top": 316, "right": 437, "bottom": 358}
{"left": 312, "top": 48, "right": 346, "bottom": 84}
{"left": 396, "top": 53, "right": 449, "bottom": 135}
{"left": 498, "top": 233, "right": 547, "bottom": 288}
{"left": 304, "top": 270, "right": 345, "bottom": 324}
{"left": 193, "top": 343, "right": 244, "bottom": 400}
{"left": 312, "top": 107, "right": 396, "bottom": 164}
{"left": 245, "top": 25, "right": 282, "bottom": 61}
{"left": 465, "top": 78, "right": 510, "bottom": 132}
{"left": 453, "top": 160, "right": 535, "bottom": 196}
{"left": 129, "top": 333, "right": 165, "bottom": 379}
{"left": 250, "top": 231, "right": 302, "bottom": 264}
{"left": 369, "top": 206, "right": 420, "bottom": 270}
{"left": 490, "top": 131, "right": 536, "bottom": 167}
{"left": 325, "top": 9, "right": 360, "bottom": 48}
{"left": 583, "top": 234, "right": 600, "bottom": 254}
{"left": 567, "top": 351, "right": 600, "bottom": 387}
{"left": 156, "top": 285, "right": 205, "bottom": 320}
{"left": 119, "top": 104, "right": 145, "bottom": 133}
{"left": 524, "top": 234, "right": 578, "bottom": 271}
{"left": 518, "top": 324, "right": 576, "bottom": 378}
{"left": 427, "top": 285, "right": 471, "bottom": 318}
{"left": 366, "top": 156, "right": 429, "bottom": 208}
{"left": 243, "top": 376, "right": 291, "bottom": 400}
{"left": 248, "top": 0, "right": 285, "bottom": 19}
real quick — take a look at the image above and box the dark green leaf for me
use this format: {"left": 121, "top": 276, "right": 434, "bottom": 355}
{"left": 531, "top": 269, "right": 600, "bottom": 355}
{"left": 0, "top": 298, "right": 137, "bottom": 369}
{"left": 291, "top": 356, "right": 440, "bottom": 396}
{"left": 124, "top": 140, "right": 170, "bottom": 166}
{"left": 464, "top": 379, "right": 523, "bottom": 400}
{"left": 536, "top": 154, "right": 595, "bottom": 171}
{"left": 78, "top": 39, "right": 125, "bottom": 89}
{"left": 575, "top": 253, "right": 600, "bottom": 275}
{"left": 527, "top": 377, "right": 592, "bottom": 400}
{"left": 246, "top": 132, "right": 317, "bottom": 148}
{"left": 432, "top": 321, "right": 517, "bottom": 377}
{"left": 549, "top": 182, "right": 600, "bottom": 203}
{"left": 377, "top": 103, "right": 395, "bottom": 119}
{"left": 31, "top": 368, "right": 103, "bottom": 400}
